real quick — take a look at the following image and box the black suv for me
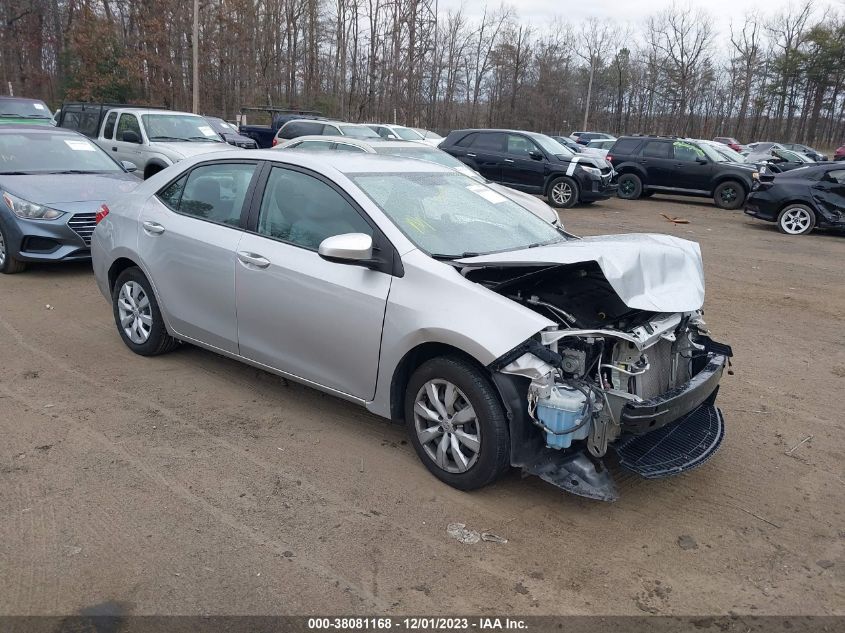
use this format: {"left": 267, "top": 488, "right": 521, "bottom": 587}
{"left": 440, "top": 129, "right": 616, "bottom": 208}
{"left": 608, "top": 136, "right": 759, "bottom": 209}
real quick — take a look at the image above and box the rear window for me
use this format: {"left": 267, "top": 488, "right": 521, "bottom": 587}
{"left": 609, "top": 138, "right": 641, "bottom": 156}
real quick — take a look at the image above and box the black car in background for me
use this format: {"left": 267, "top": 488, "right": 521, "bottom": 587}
{"left": 204, "top": 116, "right": 258, "bottom": 148}
{"left": 745, "top": 164, "right": 845, "bottom": 235}
{"left": 608, "top": 136, "right": 759, "bottom": 209}
{"left": 574, "top": 131, "right": 615, "bottom": 146}
{"left": 440, "top": 129, "right": 616, "bottom": 208}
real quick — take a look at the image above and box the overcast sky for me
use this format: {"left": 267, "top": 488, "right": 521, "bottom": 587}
{"left": 436, "top": 0, "right": 841, "bottom": 48}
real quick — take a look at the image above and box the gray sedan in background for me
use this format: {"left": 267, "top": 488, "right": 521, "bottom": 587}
{"left": 0, "top": 125, "right": 140, "bottom": 273}
{"left": 92, "top": 151, "right": 731, "bottom": 501}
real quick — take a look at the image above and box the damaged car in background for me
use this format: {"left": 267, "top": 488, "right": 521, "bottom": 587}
{"left": 92, "top": 152, "right": 731, "bottom": 501}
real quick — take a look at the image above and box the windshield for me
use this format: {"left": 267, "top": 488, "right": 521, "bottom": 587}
{"left": 391, "top": 127, "right": 424, "bottom": 140}
{"left": 0, "top": 132, "right": 123, "bottom": 173}
{"left": 351, "top": 171, "right": 563, "bottom": 257}
{"left": 413, "top": 128, "right": 443, "bottom": 139}
{"left": 207, "top": 118, "right": 236, "bottom": 134}
{"left": 0, "top": 98, "right": 52, "bottom": 119}
{"left": 710, "top": 144, "right": 744, "bottom": 162}
{"left": 142, "top": 114, "right": 224, "bottom": 142}
{"left": 339, "top": 125, "right": 381, "bottom": 139}
{"left": 530, "top": 134, "right": 574, "bottom": 157}
{"left": 372, "top": 146, "right": 483, "bottom": 181}
{"left": 699, "top": 143, "right": 733, "bottom": 163}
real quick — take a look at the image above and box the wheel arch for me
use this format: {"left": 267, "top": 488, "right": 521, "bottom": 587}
{"left": 613, "top": 163, "right": 647, "bottom": 180}
{"left": 143, "top": 161, "right": 168, "bottom": 180}
{"left": 388, "top": 342, "right": 493, "bottom": 422}
{"left": 710, "top": 175, "right": 751, "bottom": 196}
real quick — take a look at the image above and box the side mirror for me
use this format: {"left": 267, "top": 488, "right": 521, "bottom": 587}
{"left": 529, "top": 149, "right": 544, "bottom": 161}
{"left": 318, "top": 233, "right": 374, "bottom": 266}
{"left": 696, "top": 156, "right": 708, "bottom": 164}
{"left": 121, "top": 161, "right": 138, "bottom": 172}
{"left": 121, "top": 130, "right": 141, "bottom": 144}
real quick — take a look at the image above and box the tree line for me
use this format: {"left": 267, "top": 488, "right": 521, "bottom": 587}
{"left": 2, "top": 0, "right": 844, "bottom": 146}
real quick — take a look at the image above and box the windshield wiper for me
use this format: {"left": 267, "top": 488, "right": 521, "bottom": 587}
{"left": 186, "top": 136, "right": 223, "bottom": 142}
{"left": 0, "top": 170, "right": 36, "bottom": 175}
{"left": 148, "top": 135, "right": 187, "bottom": 142}
{"left": 45, "top": 170, "right": 108, "bottom": 175}
{"left": 431, "top": 252, "right": 482, "bottom": 260}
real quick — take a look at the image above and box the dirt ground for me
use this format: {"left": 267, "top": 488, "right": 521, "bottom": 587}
{"left": 0, "top": 195, "right": 843, "bottom": 617}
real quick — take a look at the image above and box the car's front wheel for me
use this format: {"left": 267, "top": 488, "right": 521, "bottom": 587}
{"left": 0, "top": 223, "right": 26, "bottom": 274}
{"left": 617, "top": 173, "right": 642, "bottom": 199}
{"left": 547, "top": 177, "right": 579, "bottom": 209}
{"left": 112, "top": 267, "right": 178, "bottom": 355}
{"left": 777, "top": 204, "right": 816, "bottom": 235}
{"left": 405, "top": 356, "right": 510, "bottom": 490}
{"left": 713, "top": 181, "right": 745, "bottom": 210}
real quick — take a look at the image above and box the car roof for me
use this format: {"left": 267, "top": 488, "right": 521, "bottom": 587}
{"left": 284, "top": 135, "right": 430, "bottom": 150}
{"left": 0, "top": 96, "right": 46, "bottom": 102}
{"left": 197, "top": 149, "right": 454, "bottom": 176}
{"left": 0, "top": 124, "right": 80, "bottom": 134}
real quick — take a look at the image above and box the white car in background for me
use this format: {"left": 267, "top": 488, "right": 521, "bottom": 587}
{"left": 580, "top": 138, "right": 616, "bottom": 159}
{"left": 367, "top": 123, "right": 442, "bottom": 147}
{"left": 275, "top": 135, "right": 561, "bottom": 226}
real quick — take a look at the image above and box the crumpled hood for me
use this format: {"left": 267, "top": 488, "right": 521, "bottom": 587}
{"left": 0, "top": 172, "right": 139, "bottom": 206}
{"left": 456, "top": 233, "right": 705, "bottom": 312}
{"left": 149, "top": 141, "right": 232, "bottom": 159}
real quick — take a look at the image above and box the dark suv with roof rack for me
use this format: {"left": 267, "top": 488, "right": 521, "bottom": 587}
{"left": 607, "top": 136, "right": 759, "bottom": 209}
{"left": 440, "top": 129, "right": 616, "bottom": 208}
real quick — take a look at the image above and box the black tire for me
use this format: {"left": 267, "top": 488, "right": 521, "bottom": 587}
{"left": 617, "top": 173, "right": 642, "bottom": 200}
{"left": 0, "top": 222, "right": 26, "bottom": 274}
{"left": 546, "top": 176, "right": 579, "bottom": 209}
{"left": 713, "top": 180, "right": 746, "bottom": 210}
{"left": 112, "top": 267, "right": 178, "bottom": 356}
{"left": 404, "top": 356, "right": 510, "bottom": 490}
{"left": 776, "top": 204, "right": 816, "bottom": 236}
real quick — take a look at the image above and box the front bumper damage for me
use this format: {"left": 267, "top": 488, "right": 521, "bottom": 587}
{"left": 491, "top": 314, "right": 732, "bottom": 502}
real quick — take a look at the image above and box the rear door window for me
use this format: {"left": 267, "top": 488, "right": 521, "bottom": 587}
{"left": 159, "top": 163, "right": 257, "bottom": 227}
{"left": 470, "top": 132, "right": 506, "bottom": 152}
{"left": 643, "top": 141, "right": 671, "bottom": 159}
{"left": 103, "top": 112, "right": 117, "bottom": 139}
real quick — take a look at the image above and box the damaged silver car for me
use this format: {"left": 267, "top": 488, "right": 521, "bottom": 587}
{"left": 91, "top": 151, "right": 731, "bottom": 501}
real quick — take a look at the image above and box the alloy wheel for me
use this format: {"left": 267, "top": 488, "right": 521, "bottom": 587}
{"left": 117, "top": 281, "right": 153, "bottom": 344}
{"left": 620, "top": 179, "right": 635, "bottom": 196}
{"left": 720, "top": 187, "right": 737, "bottom": 204}
{"left": 413, "top": 379, "right": 481, "bottom": 474}
{"left": 0, "top": 229, "right": 6, "bottom": 267}
{"left": 551, "top": 182, "right": 572, "bottom": 206}
{"left": 780, "top": 207, "right": 812, "bottom": 234}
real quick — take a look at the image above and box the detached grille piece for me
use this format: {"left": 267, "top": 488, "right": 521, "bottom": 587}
{"left": 614, "top": 403, "right": 724, "bottom": 479}
{"left": 68, "top": 212, "right": 97, "bottom": 245}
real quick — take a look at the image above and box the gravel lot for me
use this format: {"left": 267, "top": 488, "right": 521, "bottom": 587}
{"left": 0, "top": 195, "right": 842, "bottom": 616}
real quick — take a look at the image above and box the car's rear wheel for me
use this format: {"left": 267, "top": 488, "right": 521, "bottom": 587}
{"left": 617, "top": 173, "right": 642, "bottom": 200}
{"left": 112, "top": 267, "right": 178, "bottom": 356}
{"left": 0, "top": 223, "right": 26, "bottom": 274}
{"left": 777, "top": 204, "right": 816, "bottom": 235}
{"left": 547, "top": 177, "right": 579, "bottom": 209}
{"left": 713, "top": 181, "right": 745, "bottom": 210}
{"left": 405, "top": 356, "right": 509, "bottom": 490}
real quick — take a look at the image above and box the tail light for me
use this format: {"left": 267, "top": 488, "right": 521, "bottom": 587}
{"left": 95, "top": 204, "right": 110, "bottom": 224}
{"left": 271, "top": 138, "right": 278, "bottom": 147}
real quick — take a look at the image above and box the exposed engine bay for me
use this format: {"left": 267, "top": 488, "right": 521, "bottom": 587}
{"left": 464, "top": 261, "right": 732, "bottom": 501}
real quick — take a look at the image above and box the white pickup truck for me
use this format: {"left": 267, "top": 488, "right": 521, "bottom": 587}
{"left": 61, "top": 107, "right": 234, "bottom": 179}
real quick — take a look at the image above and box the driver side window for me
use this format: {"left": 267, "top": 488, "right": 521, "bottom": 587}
{"left": 673, "top": 142, "right": 705, "bottom": 162}
{"left": 256, "top": 167, "right": 372, "bottom": 250}
{"left": 116, "top": 114, "right": 142, "bottom": 143}
{"left": 507, "top": 134, "right": 538, "bottom": 157}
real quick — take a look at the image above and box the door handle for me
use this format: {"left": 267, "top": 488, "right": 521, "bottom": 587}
{"left": 504, "top": 158, "right": 514, "bottom": 163}
{"left": 237, "top": 251, "right": 270, "bottom": 269}
{"left": 142, "top": 221, "right": 165, "bottom": 235}
{"left": 466, "top": 153, "right": 477, "bottom": 157}
{"left": 112, "top": 147, "right": 117, "bottom": 151}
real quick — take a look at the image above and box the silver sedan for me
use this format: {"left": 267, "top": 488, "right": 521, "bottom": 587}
{"left": 92, "top": 151, "right": 731, "bottom": 500}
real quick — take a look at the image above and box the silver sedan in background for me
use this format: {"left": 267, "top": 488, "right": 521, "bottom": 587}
{"left": 92, "top": 151, "right": 731, "bottom": 500}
